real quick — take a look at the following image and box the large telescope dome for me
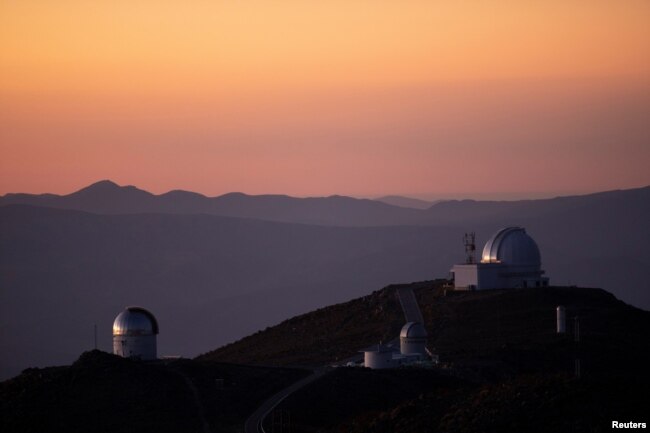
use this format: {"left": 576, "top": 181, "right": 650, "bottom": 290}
{"left": 481, "top": 227, "right": 541, "bottom": 267}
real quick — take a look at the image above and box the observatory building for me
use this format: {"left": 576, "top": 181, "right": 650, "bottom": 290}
{"left": 400, "top": 322, "right": 427, "bottom": 355}
{"left": 360, "top": 343, "right": 395, "bottom": 369}
{"left": 112, "top": 306, "right": 159, "bottom": 360}
{"left": 451, "top": 227, "right": 549, "bottom": 290}
{"left": 361, "top": 322, "right": 428, "bottom": 369}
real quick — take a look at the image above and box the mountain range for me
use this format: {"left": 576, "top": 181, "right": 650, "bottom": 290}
{"left": 1, "top": 180, "right": 423, "bottom": 226}
{"left": 3, "top": 180, "right": 649, "bottom": 227}
{"left": 0, "top": 181, "right": 648, "bottom": 380}
{"left": 373, "top": 195, "right": 435, "bottom": 209}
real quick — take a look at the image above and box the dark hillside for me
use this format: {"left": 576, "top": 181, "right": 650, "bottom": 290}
{"left": 4, "top": 284, "right": 648, "bottom": 433}
{"left": 267, "top": 368, "right": 468, "bottom": 432}
{"left": 196, "top": 281, "right": 434, "bottom": 366}
{"left": 421, "top": 286, "right": 650, "bottom": 378}
{"left": 306, "top": 373, "right": 649, "bottom": 433}
{"left": 0, "top": 350, "right": 308, "bottom": 433}
{"left": 199, "top": 282, "right": 650, "bottom": 378}
{"left": 235, "top": 283, "right": 649, "bottom": 433}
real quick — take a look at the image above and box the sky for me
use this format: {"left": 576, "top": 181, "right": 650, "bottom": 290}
{"left": 1, "top": 1, "right": 649, "bottom": 199}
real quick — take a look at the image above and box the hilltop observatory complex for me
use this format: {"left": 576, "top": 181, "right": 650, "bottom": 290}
{"left": 451, "top": 227, "right": 549, "bottom": 290}
{"left": 362, "top": 227, "right": 550, "bottom": 369}
{"left": 361, "top": 322, "right": 429, "bottom": 369}
{"left": 113, "top": 306, "right": 159, "bottom": 360}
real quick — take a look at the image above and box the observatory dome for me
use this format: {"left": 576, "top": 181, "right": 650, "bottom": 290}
{"left": 113, "top": 306, "right": 159, "bottom": 336}
{"left": 400, "top": 322, "right": 427, "bottom": 339}
{"left": 481, "top": 227, "right": 541, "bottom": 267}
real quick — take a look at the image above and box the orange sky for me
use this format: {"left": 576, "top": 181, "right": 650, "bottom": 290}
{"left": 1, "top": 1, "right": 649, "bottom": 198}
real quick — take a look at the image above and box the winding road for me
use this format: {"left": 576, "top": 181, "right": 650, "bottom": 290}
{"left": 244, "top": 368, "right": 327, "bottom": 433}
{"left": 243, "top": 286, "right": 426, "bottom": 432}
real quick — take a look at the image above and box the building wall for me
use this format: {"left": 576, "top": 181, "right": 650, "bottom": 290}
{"left": 364, "top": 351, "right": 393, "bottom": 369}
{"left": 452, "top": 264, "right": 479, "bottom": 290}
{"left": 453, "top": 263, "right": 505, "bottom": 290}
{"left": 476, "top": 264, "right": 505, "bottom": 289}
{"left": 113, "top": 335, "right": 157, "bottom": 360}
{"left": 400, "top": 337, "right": 426, "bottom": 355}
{"left": 453, "top": 263, "right": 547, "bottom": 290}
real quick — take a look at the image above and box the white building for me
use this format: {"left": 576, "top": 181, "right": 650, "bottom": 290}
{"left": 451, "top": 227, "right": 549, "bottom": 290}
{"left": 361, "top": 322, "right": 428, "bottom": 369}
{"left": 400, "top": 322, "right": 427, "bottom": 355}
{"left": 112, "top": 306, "right": 159, "bottom": 360}
{"left": 361, "top": 344, "right": 396, "bottom": 369}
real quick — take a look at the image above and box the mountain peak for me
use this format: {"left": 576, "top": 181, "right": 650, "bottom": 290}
{"left": 78, "top": 180, "right": 121, "bottom": 192}
{"left": 68, "top": 180, "right": 153, "bottom": 201}
{"left": 374, "top": 195, "right": 434, "bottom": 209}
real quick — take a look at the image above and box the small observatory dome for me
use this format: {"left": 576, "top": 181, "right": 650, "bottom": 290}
{"left": 400, "top": 322, "right": 427, "bottom": 355}
{"left": 112, "top": 306, "right": 158, "bottom": 360}
{"left": 480, "top": 226, "right": 541, "bottom": 268}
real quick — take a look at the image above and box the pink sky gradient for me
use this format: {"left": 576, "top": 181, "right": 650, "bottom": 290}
{"left": 1, "top": 2, "right": 649, "bottom": 199}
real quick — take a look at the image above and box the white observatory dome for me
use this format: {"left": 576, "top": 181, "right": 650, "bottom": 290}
{"left": 400, "top": 322, "right": 427, "bottom": 356}
{"left": 113, "top": 306, "right": 159, "bottom": 336}
{"left": 453, "top": 226, "right": 549, "bottom": 290}
{"left": 480, "top": 227, "right": 541, "bottom": 267}
{"left": 400, "top": 322, "right": 427, "bottom": 339}
{"left": 113, "top": 306, "right": 159, "bottom": 360}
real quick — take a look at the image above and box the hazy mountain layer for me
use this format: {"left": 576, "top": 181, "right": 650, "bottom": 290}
{"left": 0, "top": 185, "right": 648, "bottom": 380}
{"left": 2, "top": 180, "right": 648, "bottom": 227}
{"left": 0, "top": 180, "right": 422, "bottom": 226}
{"left": 0, "top": 206, "right": 457, "bottom": 380}
{"left": 373, "top": 195, "right": 435, "bottom": 209}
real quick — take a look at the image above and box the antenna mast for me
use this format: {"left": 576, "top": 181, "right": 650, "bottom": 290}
{"left": 464, "top": 232, "right": 476, "bottom": 264}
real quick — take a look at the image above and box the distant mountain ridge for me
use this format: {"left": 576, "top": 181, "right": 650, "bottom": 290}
{"left": 2, "top": 180, "right": 648, "bottom": 227}
{"left": 0, "top": 180, "right": 421, "bottom": 226}
{"left": 373, "top": 195, "right": 435, "bottom": 209}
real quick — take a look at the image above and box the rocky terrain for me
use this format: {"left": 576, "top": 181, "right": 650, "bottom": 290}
{"left": 3, "top": 282, "right": 648, "bottom": 432}
{"left": 202, "top": 281, "right": 650, "bottom": 432}
{"left": 0, "top": 350, "right": 308, "bottom": 433}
